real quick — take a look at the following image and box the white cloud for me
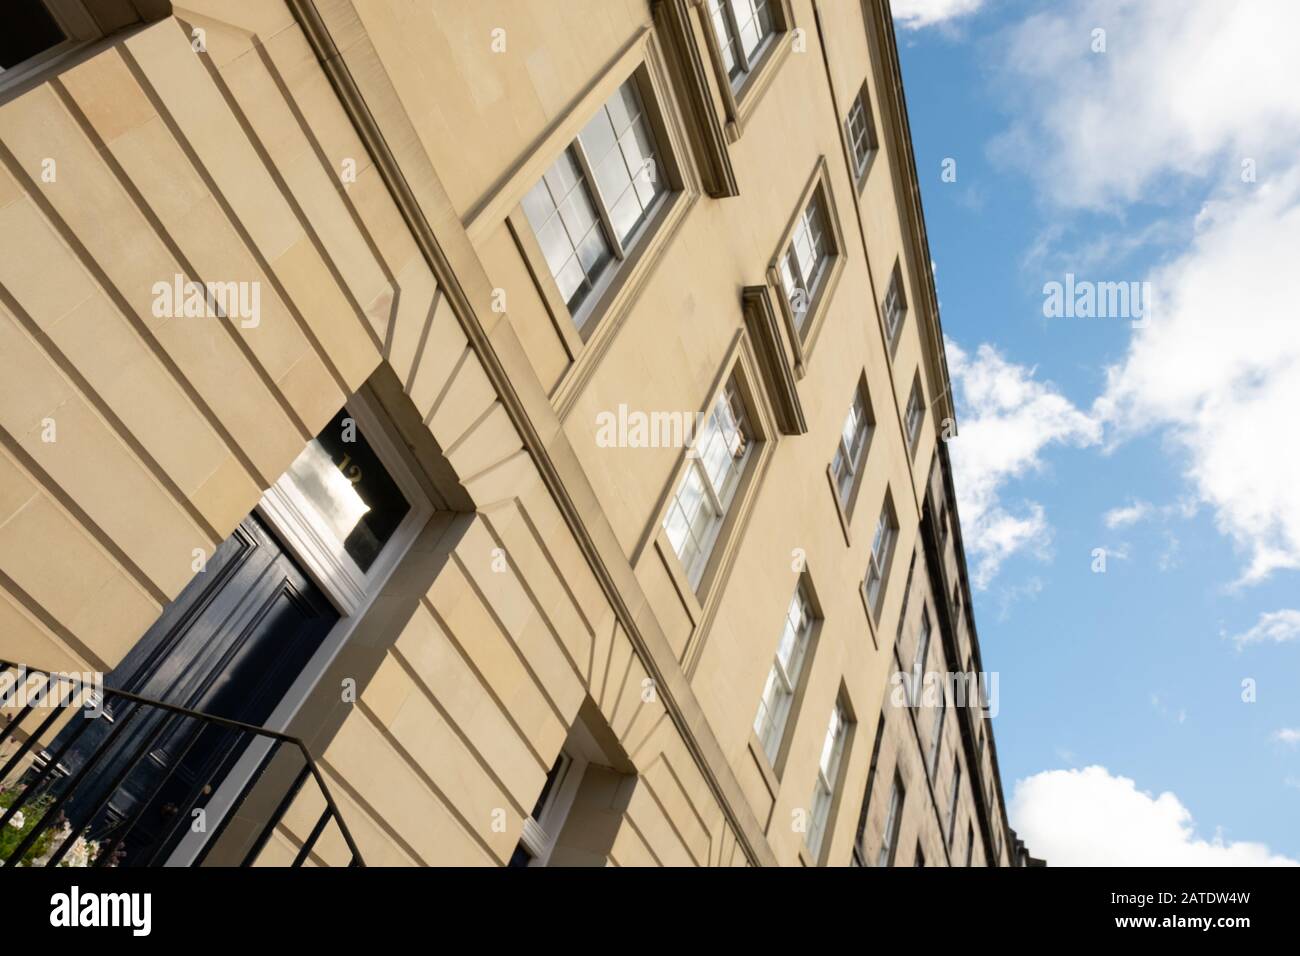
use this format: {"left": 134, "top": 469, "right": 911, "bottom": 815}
{"left": 1228, "top": 609, "right": 1300, "bottom": 648}
{"left": 1010, "top": 766, "right": 1298, "bottom": 866}
{"left": 992, "top": 0, "right": 1300, "bottom": 210}
{"left": 945, "top": 340, "right": 1101, "bottom": 587}
{"left": 892, "top": 0, "right": 985, "bottom": 31}
{"left": 995, "top": 575, "right": 1044, "bottom": 622}
{"left": 1274, "top": 728, "right": 1300, "bottom": 746}
{"left": 1104, "top": 501, "right": 1151, "bottom": 529}
{"left": 993, "top": 1, "right": 1300, "bottom": 585}
{"left": 1096, "top": 171, "right": 1300, "bottom": 584}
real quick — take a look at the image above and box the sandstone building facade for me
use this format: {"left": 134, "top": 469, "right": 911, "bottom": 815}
{"left": 0, "top": 0, "right": 1028, "bottom": 867}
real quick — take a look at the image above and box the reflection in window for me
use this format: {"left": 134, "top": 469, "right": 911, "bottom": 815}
{"left": 807, "top": 701, "right": 849, "bottom": 859}
{"left": 663, "top": 377, "right": 753, "bottom": 588}
{"left": 779, "top": 192, "right": 832, "bottom": 331}
{"left": 753, "top": 583, "right": 816, "bottom": 763}
{"left": 845, "top": 83, "right": 878, "bottom": 178}
{"left": 883, "top": 262, "right": 908, "bottom": 344}
{"left": 522, "top": 75, "right": 667, "bottom": 327}
{"left": 863, "top": 497, "right": 897, "bottom": 615}
{"left": 522, "top": 149, "right": 612, "bottom": 316}
{"left": 707, "top": 0, "right": 776, "bottom": 89}
{"left": 283, "top": 409, "right": 410, "bottom": 573}
{"left": 831, "top": 385, "right": 871, "bottom": 509}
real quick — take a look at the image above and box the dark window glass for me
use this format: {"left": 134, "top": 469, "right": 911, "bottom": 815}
{"left": 1, "top": 1, "right": 66, "bottom": 72}
{"left": 529, "top": 757, "right": 565, "bottom": 820}
{"left": 286, "top": 409, "right": 410, "bottom": 572}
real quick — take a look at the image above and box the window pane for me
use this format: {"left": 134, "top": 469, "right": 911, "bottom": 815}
{"left": 633, "top": 157, "right": 659, "bottom": 207}
{"left": 709, "top": 0, "right": 740, "bottom": 77}
{"left": 592, "top": 138, "right": 633, "bottom": 209}
{"left": 529, "top": 215, "right": 568, "bottom": 277}
{"left": 665, "top": 465, "right": 720, "bottom": 585}
{"left": 577, "top": 227, "right": 612, "bottom": 275}
{"left": 819, "top": 706, "right": 845, "bottom": 777}
{"left": 553, "top": 257, "right": 586, "bottom": 307}
{"left": 524, "top": 150, "right": 615, "bottom": 314}
{"left": 521, "top": 177, "right": 557, "bottom": 231}
{"left": 783, "top": 250, "right": 808, "bottom": 323}
{"left": 775, "top": 605, "right": 800, "bottom": 669}
{"left": 884, "top": 269, "right": 906, "bottom": 339}
{"left": 835, "top": 456, "right": 853, "bottom": 502}
{"left": 847, "top": 90, "right": 875, "bottom": 173}
{"left": 906, "top": 383, "right": 924, "bottom": 445}
{"left": 865, "top": 564, "right": 882, "bottom": 610}
{"left": 284, "top": 409, "right": 411, "bottom": 573}
{"left": 584, "top": 79, "right": 664, "bottom": 247}
{"left": 663, "top": 498, "right": 693, "bottom": 555}
{"left": 557, "top": 191, "right": 598, "bottom": 245}
{"left": 785, "top": 195, "right": 831, "bottom": 323}
{"left": 578, "top": 108, "right": 618, "bottom": 167}
{"left": 698, "top": 387, "right": 750, "bottom": 504}
{"left": 607, "top": 81, "right": 639, "bottom": 135}
{"left": 731, "top": 0, "right": 773, "bottom": 61}
{"left": 808, "top": 703, "right": 846, "bottom": 857}
{"left": 754, "top": 667, "right": 784, "bottom": 747}
{"left": 609, "top": 189, "right": 644, "bottom": 245}
{"left": 665, "top": 378, "right": 753, "bottom": 585}
{"left": 543, "top": 152, "right": 580, "bottom": 198}
{"left": 836, "top": 391, "right": 869, "bottom": 505}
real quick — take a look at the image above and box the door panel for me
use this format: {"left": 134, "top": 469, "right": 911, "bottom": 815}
{"left": 52, "top": 514, "right": 338, "bottom": 865}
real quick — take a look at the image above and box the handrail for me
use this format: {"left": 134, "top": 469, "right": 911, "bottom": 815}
{"left": 0, "top": 661, "right": 363, "bottom": 867}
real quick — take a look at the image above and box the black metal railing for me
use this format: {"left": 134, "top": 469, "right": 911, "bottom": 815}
{"left": 0, "top": 662, "right": 363, "bottom": 867}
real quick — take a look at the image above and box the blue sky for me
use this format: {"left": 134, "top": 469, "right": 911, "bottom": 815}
{"left": 893, "top": 0, "right": 1300, "bottom": 864}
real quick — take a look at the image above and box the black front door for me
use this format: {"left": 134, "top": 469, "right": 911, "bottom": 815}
{"left": 53, "top": 513, "right": 338, "bottom": 865}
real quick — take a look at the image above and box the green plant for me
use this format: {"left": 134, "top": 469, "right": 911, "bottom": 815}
{"left": 0, "top": 787, "right": 101, "bottom": 866}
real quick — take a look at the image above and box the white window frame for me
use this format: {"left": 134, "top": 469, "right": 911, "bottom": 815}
{"left": 905, "top": 376, "right": 925, "bottom": 450}
{"left": 707, "top": 0, "right": 778, "bottom": 91}
{"left": 845, "top": 83, "right": 877, "bottom": 179}
{"left": 863, "top": 497, "right": 897, "bottom": 615}
{"left": 807, "top": 700, "right": 849, "bottom": 860}
{"left": 909, "top": 609, "right": 932, "bottom": 707}
{"left": 927, "top": 686, "right": 946, "bottom": 775}
{"left": 831, "top": 384, "right": 871, "bottom": 510}
{"left": 883, "top": 261, "right": 908, "bottom": 346}
{"left": 257, "top": 398, "right": 432, "bottom": 617}
{"left": 516, "top": 750, "right": 589, "bottom": 868}
{"left": 877, "top": 771, "right": 904, "bottom": 867}
{"left": 522, "top": 74, "right": 672, "bottom": 332}
{"left": 662, "top": 376, "right": 754, "bottom": 589}
{"left": 753, "top": 582, "right": 815, "bottom": 764}
{"left": 779, "top": 191, "right": 832, "bottom": 330}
